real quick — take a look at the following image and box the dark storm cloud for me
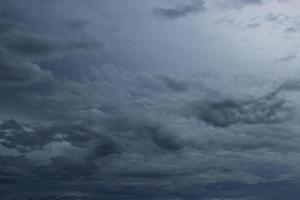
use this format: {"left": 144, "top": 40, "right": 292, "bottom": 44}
{"left": 2, "top": 1, "right": 300, "bottom": 199}
{"left": 0, "top": 119, "right": 119, "bottom": 157}
{"left": 0, "top": 3, "right": 103, "bottom": 118}
{"left": 0, "top": 22, "right": 54, "bottom": 89}
{"left": 0, "top": 119, "right": 118, "bottom": 181}
{"left": 1, "top": 32, "right": 100, "bottom": 60}
{"left": 190, "top": 76, "right": 300, "bottom": 127}
{"left": 3, "top": 34, "right": 59, "bottom": 58}
{"left": 0, "top": 119, "right": 53, "bottom": 152}
{"left": 0, "top": 53, "right": 52, "bottom": 85}
{"left": 2, "top": 71, "right": 300, "bottom": 199}
{"left": 191, "top": 92, "right": 293, "bottom": 127}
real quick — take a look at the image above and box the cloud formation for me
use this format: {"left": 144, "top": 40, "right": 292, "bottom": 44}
{"left": 1, "top": 0, "right": 300, "bottom": 199}
{"left": 153, "top": 0, "right": 206, "bottom": 19}
{"left": 275, "top": 53, "right": 297, "bottom": 63}
{"left": 191, "top": 93, "right": 293, "bottom": 127}
{"left": 153, "top": 0, "right": 266, "bottom": 20}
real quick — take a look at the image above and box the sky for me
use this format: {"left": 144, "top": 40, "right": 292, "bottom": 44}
{"left": 1, "top": 0, "right": 300, "bottom": 199}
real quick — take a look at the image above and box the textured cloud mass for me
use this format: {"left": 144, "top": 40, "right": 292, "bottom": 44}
{"left": 1, "top": 0, "right": 300, "bottom": 200}
{"left": 153, "top": 0, "right": 265, "bottom": 20}
{"left": 153, "top": 0, "right": 206, "bottom": 19}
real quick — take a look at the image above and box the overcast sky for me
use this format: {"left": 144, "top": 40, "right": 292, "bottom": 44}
{"left": 1, "top": 0, "right": 300, "bottom": 199}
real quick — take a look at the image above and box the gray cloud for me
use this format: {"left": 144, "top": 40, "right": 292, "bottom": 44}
{"left": 191, "top": 93, "right": 293, "bottom": 127}
{"left": 2, "top": 65, "right": 300, "bottom": 199}
{"left": 153, "top": 0, "right": 206, "bottom": 19}
{"left": 153, "top": 0, "right": 266, "bottom": 20}
{"left": 216, "top": 0, "right": 264, "bottom": 10}
{"left": 245, "top": 22, "right": 261, "bottom": 29}
{"left": 230, "top": 0, "right": 263, "bottom": 6}
{"left": 264, "top": 13, "right": 290, "bottom": 24}
{"left": 1, "top": 0, "right": 300, "bottom": 199}
{"left": 1, "top": 33, "right": 100, "bottom": 60}
{"left": 0, "top": 3, "right": 104, "bottom": 119}
{"left": 274, "top": 53, "right": 297, "bottom": 63}
{"left": 0, "top": 19, "right": 14, "bottom": 33}
{"left": 285, "top": 26, "right": 298, "bottom": 33}
{"left": 65, "top": 19, "right": 90, "bottom": 31}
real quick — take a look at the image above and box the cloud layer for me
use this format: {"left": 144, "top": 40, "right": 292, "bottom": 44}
{"left": 1, "top": 0, "right": 300, "bottom": 200}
